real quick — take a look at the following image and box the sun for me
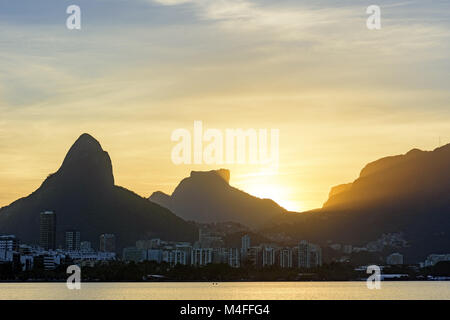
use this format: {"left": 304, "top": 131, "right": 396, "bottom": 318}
{"left": 233, "top": 168, "right": 303, "bottom": 212}
{"left": 233, "top": 173, "right": 300, "bottom": 212}
{"left": 245, "top": 184, "right": 301, "bottom": 212}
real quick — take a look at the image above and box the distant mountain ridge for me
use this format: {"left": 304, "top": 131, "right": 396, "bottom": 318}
{"left": 323, "top": 144, "right": 450, "bottom": 209}
{"left": 263, "top": 144, "right": 450, "bottom": 262}
{"left": 0, "top": 134, "right": 197, "bottom": 249}
{"left": 149, "top": 169, "right": 286, "bottom": 228}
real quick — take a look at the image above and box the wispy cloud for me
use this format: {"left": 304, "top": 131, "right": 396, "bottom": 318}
{"left": 150, "top": 0, "right": 356, "bottom": 38}
{"left": 148, "top": 0, "right": 450, "bottom": 56}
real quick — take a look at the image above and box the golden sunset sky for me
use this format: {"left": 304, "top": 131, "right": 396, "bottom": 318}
{"left": 0, "top": 0, "right": 449, "bottom": 211}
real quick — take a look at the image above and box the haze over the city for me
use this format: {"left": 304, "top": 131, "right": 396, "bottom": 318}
{"left": 0, "top": 0, "right": 449, "bottom": 211}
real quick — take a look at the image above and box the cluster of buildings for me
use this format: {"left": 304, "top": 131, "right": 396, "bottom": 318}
{"left": 365, "top": 233, "right": 408, "bottom": 253}
{"left": 420, "top": 254, "right": 450, "bottom": 268}
{"left": 328, "top": 238, "right": 450, "bottom": 268}
{"left": 3, "top": 211, "right": 449, "bottom": 273}
{"left": 328, "top": 233, "right": 409, "bottom": 257}
{"left": 326, "top": 233, "right": 411, "bottom": 265}
{"left": 122, "top": 232, "right": 323, "bottom": 269}
{"left": 0, "top": 211, "right": 116, "bottom": 271}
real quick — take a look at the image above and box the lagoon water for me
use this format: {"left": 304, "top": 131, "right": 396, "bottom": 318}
{"left": 0, "top": 282, "right": 449, "bottom": 300}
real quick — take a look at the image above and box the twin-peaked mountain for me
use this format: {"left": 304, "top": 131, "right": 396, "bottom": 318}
{"left": 149, "top": 169, "right": 287, "bottom": 228}
{"left": 0, "top": 134, "right": 198, "bottom": 249}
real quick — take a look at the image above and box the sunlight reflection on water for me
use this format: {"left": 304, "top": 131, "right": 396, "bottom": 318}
{"left": 1, "top": 281, "right": 449, "bottom": 300}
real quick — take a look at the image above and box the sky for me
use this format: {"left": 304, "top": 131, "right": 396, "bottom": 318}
{"left": 0, "top": 0, "right": 449, "bottom": 211}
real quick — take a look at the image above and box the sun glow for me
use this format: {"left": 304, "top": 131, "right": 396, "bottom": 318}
{"left": 238, "top": 175, "right": 304, "bottom": 212}
{"left": 240, "top": 180, "right": 302, "bottom": 212}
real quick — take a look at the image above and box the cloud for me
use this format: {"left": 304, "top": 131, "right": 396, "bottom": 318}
{"left": 147, "top": 0, "right": 450, "bottom": 55}
{"left": 150, "top": 0, "right": 355, "bottom": 37}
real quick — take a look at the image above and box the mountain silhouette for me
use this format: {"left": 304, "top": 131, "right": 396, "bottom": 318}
{"left": 323, "top": 145, "right": 450, "bottom": 210}
{"left": 149, "top": 169, "right": 286, "bottom": 228}
{"left": 264, "top": 144, "right": 450, "bottom": 262}
{"left": 0, "top": 134, "right": 197, "bottom": 250}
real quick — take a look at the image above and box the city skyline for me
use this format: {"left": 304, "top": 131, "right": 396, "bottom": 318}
{"left": 2, "top": 223, "right": 448, "bottom": 274}
{"left": 0, "top": 205, "right": 448, "bottom": 283}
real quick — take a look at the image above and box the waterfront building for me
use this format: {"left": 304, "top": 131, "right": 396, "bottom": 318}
{"left": 279, "top": 248, "right": 293, "bottom": 268}
{"left": 262, "top": 247, "right": 275, "bottom": 267}
{"left": 241, "top": 234, "right": 251, "bottom": 257}
{"left": 298, "top": 240, "right": 322, "bottom": 268}
{"left": 99, "top": 234, "right": 116, "bottom": 252}
{"left": 0, "top": 235, "right": 19, "bottom": 252}
{"left": 191, "top": 248, "right": 213, "bottom": 266}
{"left": 65, "top": 230, "right": 81, "bottom": 251}
{"left": 39, "top": 211, "right": 56, "bottom": 250}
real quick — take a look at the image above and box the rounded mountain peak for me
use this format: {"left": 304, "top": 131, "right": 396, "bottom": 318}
{"left": 70, "top": 133, "right": 103, "bottom": 152}
{"left": 55, "top": 133, "right": 114, "bottom": 186}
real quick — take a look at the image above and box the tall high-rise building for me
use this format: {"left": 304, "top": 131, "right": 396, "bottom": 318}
{"left": 262, "top": 247, "right": 275, "bottom": 267}
{"left": 309, "top": 245, "right": 322, "bottom": 267}
{"left": 247, "top": 247, "right": 262, "bottom": 267}
{"left": 65, "top": 230, "right": 81, "bottom": 251}
{"left": 279, "top": 248, "right": 293, "bottom": 268}
{"left": 241, "top": 234, "right": 251, "bottom": 256}
{"left": 39, "top": 211, "right": 56, "bottom": 250}
{"left": 298, "top": 240, "right": 322, "bottom": 268}
{"left": 225, "top": 248, "right": 240, "bottom": 268}
{"left": 298, "top": 240, "right": 310, "bottom": 268}
{"left": 99, "top": 234, "right": 116, "bottom": 252}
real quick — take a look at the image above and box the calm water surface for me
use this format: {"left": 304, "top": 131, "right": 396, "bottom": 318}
{"left": 0, "top": 282, "right": 448, "bottom": 300}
